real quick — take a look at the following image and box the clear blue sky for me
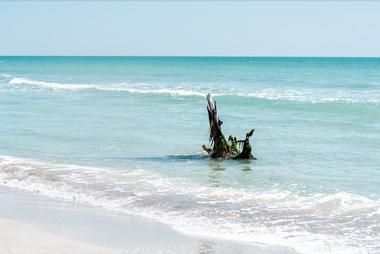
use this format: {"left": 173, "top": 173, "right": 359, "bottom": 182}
{"left": 1, "top": 1, "right": 379, "bottom": 56}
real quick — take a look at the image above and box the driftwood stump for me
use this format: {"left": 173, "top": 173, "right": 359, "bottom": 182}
{"left": 203, "top": 94, "right": 256, "bottom": 160}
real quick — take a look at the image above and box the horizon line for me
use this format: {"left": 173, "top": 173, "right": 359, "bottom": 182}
{"left": 1, "top": 55, "right": 380, "bottom": 58}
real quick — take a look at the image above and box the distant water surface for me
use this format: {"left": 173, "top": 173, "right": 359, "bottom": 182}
{"left": 0, "top": 57, "right": 379, "bottom": 254}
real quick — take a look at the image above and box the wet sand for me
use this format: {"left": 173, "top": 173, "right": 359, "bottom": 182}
{"left": 0, "top": 185, "right": 298, "bottom": 254}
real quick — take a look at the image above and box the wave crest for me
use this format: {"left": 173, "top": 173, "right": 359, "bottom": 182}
{"left": 8, "top": 76, "right": 208, "bottom": 97}
{"left": 3, "top": 75, "right": 380, "bottom": 104}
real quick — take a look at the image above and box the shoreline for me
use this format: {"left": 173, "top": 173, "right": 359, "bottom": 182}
{"left": 0, "top": 185, "right": 298, "bottom": 254}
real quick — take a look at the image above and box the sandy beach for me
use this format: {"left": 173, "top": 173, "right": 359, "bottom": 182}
{"left": 0, "top": 217, "right": 116, "bottom": 254}
{"left": 1, "top": 1, "right": 380, "bottom": 253}
{"left": 0, "top": 185, "right": 298, "bottom": 254}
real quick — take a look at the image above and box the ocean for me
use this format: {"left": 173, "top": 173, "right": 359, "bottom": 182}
{"left": 0, "top": 56, "right": 379, "bottom": 254}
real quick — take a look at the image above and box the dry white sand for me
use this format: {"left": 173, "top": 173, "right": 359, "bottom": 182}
{"left": 0, "top": 217, "right": 117, "bottom": 254}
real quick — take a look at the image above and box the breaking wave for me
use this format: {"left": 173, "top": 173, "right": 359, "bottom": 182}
{"left": 2, "top": 75, "right": 380, "bottom": 104}
{"left": 7, "top": 76, "right": 208, "bottom": 97}
{"left": 0, "top": 155, "right": 379, "bottom": 254}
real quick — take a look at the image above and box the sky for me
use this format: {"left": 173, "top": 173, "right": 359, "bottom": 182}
{"left": 0, "top": 1, "right": 379, "bottom": 57}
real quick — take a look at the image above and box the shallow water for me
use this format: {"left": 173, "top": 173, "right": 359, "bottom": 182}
{"left": 0, "top": 57, "right": 379, "bottom": 254}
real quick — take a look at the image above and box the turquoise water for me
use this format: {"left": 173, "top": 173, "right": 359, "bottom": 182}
{"left": 0, "top": 57, "right": 379, "bottom": 254}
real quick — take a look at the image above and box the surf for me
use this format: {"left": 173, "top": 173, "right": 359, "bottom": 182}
{"left": 3, "top": 74, "right": 380, "bottom": 105}
{"left": 0, "top": 155, "right": 378, "bottom": 254}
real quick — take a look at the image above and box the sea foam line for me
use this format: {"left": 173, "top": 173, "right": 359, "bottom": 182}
{"left": 8, "top": 76, "right": 208, "bottom": 97}
{"left": 0, "top": 155, "right": 378, "bottom": 254}
{"left": 3, "top": 75, "right": 380, "bottom": 104}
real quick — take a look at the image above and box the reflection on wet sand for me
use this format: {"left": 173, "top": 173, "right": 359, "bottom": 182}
{"left": 198, "top": 240, "right": 215, "bottom": 254}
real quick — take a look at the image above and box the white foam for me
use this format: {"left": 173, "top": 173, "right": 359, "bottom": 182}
{"left": 8, "top": 76, "right": 208, "bottom": 97}
{"left": 0, "top": 155, "right": 378, "bottom": 254}
{"left": 9, "top": 77, "right": 97, "bottom": 91}
{"left": 6, "top": 75, "right": 380, "bottom": 104}
{"left": 237, "top": 89, "right": 380, "bottom": 104}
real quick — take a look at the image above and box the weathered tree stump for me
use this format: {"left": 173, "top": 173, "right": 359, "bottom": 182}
{"left": 202, "top": 94, "right": 256, "bottom": 160}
